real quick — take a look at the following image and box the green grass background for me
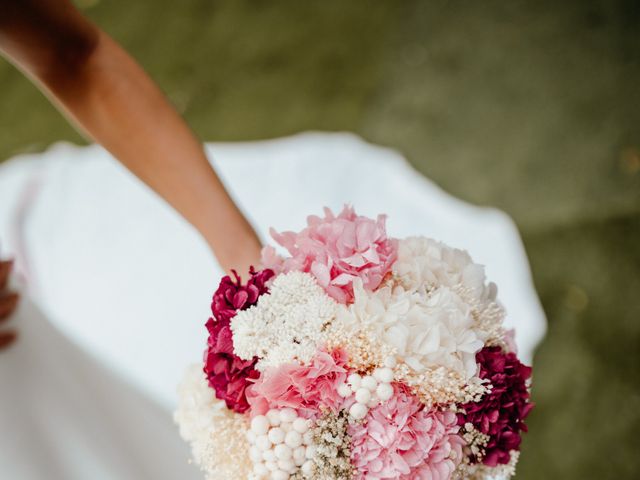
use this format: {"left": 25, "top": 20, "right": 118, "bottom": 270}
{"left": 1, "top": 1, "right": 639, "bottom": 478}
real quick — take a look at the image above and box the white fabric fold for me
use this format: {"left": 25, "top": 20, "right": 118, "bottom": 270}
{"left": 0, "top": 132, "right": 546, "bottom": 478}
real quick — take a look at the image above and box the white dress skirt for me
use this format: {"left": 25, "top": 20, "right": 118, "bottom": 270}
{"left": 0, "top": 132, "right": 546, "bottom": 479}
{"left": 0, "top": 297, "right": 200, "bottom": 480}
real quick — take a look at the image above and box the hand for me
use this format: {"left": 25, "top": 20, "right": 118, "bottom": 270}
{"left": 210, "top": 230, "right": 263, "bottom": 276}
{"left": 198, "top": 196, "right": 263, "bottom": 275}
{"left": 0, "top": 260, "right": 19, "bottom": 350}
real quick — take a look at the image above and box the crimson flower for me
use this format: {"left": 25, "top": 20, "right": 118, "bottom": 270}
{"left": 204, "top": 268, "right": 274, "bottom": 413}
{"left": 210, "top": 267, "right": 273, "bottom": 322}
{"left": 458, "top": 346, "right": 534, "bottom": 466}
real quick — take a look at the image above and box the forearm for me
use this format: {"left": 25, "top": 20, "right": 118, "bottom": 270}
{"left": 41, "top": 31, "right": 261, "bottom": 272}
{"left": 0, "top": 1, "right": 261, "bottom": 273}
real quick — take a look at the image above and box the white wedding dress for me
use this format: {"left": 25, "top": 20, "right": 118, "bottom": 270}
{"left": 0, "top": 297, "right": 199, "bottom": 479}
{"left": 0, "top": 132, "right": 546, "bottom": 479}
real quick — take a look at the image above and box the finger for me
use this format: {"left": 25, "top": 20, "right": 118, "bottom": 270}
{"left": 0, "top": 260, "right": 12, "bottom": 290}
{"left": 0, "top": 330, "right": 17, "bottom": 350}
{"left": 0, "top": 292, "right": 20, "bottom": 321}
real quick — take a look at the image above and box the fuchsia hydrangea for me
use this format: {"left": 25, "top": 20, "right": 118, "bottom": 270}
{"left": 350, "top": 383, "right": 464, "bottom": 480}
{"left": 209, "top": 267, "right": 274, "bottom": 322}
{"left": 261, "top": 205, "right": 398, "bottom": 303}
{"left": 203, "top": 268, "right": 274, "bottom": 413}
{"left": 458, "top": 346, "right": 534, "bottom": 466}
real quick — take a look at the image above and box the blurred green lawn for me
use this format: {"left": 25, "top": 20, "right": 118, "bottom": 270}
{"left": 1, "top": 1, "right": 638, "bottom": 478}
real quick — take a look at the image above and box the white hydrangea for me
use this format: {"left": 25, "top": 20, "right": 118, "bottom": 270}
{"left": 174, "top": 365, "right": 251, "bottom": 479}
{"left": 231, "top": 271, "right": 338, "bottom": 370}
{"left": 394, "top": 236, "right": 508, "bottom": 347}
{"left": 393, "top": 236, "right": 498, "bottom": 304}
{"left": 387, "top": 287, "right": 486, "bottom": 377}
{"left": 336, "top": 280, "right": 486, "bottom": 381}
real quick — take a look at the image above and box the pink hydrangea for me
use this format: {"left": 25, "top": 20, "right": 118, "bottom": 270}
{"left": 350, "top": 384, "right": 464, "bottom": 480}
{"left": 204, "top": 268, "right": 274, "bottom": 413}
{"left": 261, "top": 206, "right": 398, "bottom": 304}
{"left": 246, "top": 350, "right": 348, "bottom": 418}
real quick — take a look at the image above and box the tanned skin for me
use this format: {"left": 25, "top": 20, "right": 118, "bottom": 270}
{"left": 0, "top": 0, "right": 263, "bottom": 349}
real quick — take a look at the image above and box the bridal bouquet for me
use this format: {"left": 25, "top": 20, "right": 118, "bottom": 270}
{"left": 175, "top": 206, "right": 533, "bottom": 480}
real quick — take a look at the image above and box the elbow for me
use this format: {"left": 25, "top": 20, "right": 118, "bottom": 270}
{"left": 39, "top": 27, "right": 100, "bottom": 88}
{"left": 0, "top": 1, "right": 100, "bottom": 89}
{"left": 55, "top": 31, "right": 99, "bottom": 71}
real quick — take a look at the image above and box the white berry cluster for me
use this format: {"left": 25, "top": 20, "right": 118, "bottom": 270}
{"left": 247, "top": 408, "right": 316, "bottom": 479}
{"left": 338, "top": 357, "right": 396, "bottom": 420}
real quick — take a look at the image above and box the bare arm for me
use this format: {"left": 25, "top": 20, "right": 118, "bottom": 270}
{"left": 0, "top": 0, "right": 261, "bottom": 274}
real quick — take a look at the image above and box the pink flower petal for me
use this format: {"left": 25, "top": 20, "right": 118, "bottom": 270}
{"left": 266, "top": 206, "right": 398, "bottom": 303}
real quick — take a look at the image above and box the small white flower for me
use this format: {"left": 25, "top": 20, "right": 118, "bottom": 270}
{"left": 231, "top": 271, "right": 338, "bottom": 369}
